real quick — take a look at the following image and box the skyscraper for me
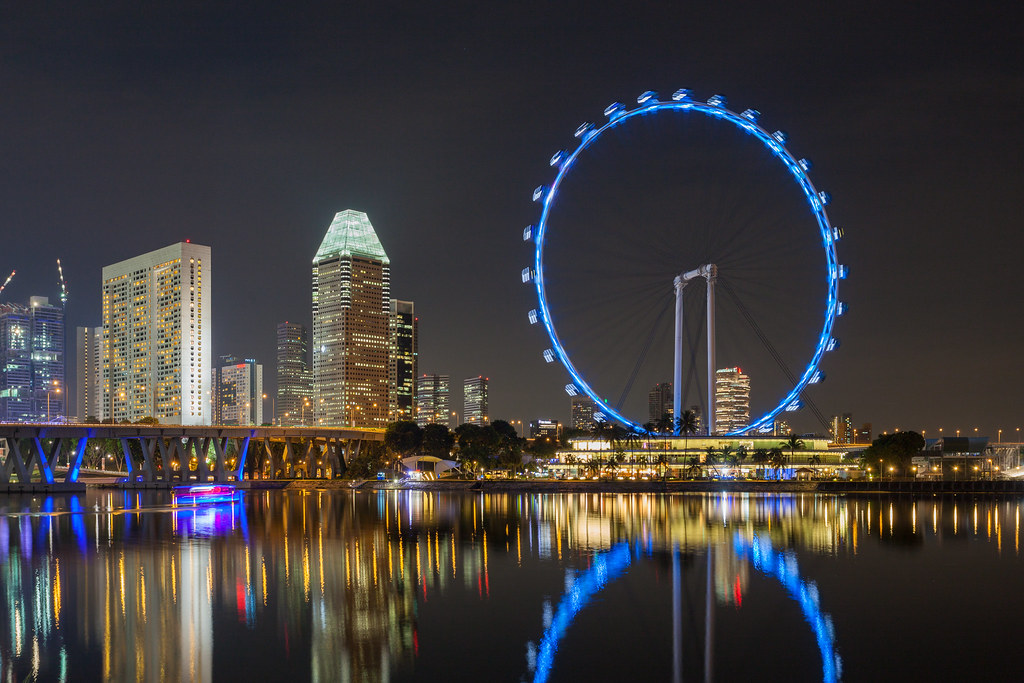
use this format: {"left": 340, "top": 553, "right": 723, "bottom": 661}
{"left": 463, "top": 376, "right": 489, "bottom": 426}
{"left": 102, "top": 242, "right": 211, "bottom": 425}
{"left": 0, "top": 296, "right": 65, "bottom": 422}
{"left": 76, "top": 326, "right": 102, "bottom": 421}
{"left": 215, "top": 357, "right": 263, "bottom": 425}
{"left": 414, "top": 373, "right": 450, "bottom": 427}
{"left": 276, "top": 322, "right": 311, "bottom": 427}
{"left": 388, "top": 299, "right": 417, "bottom": 422}
{"left": 648, "top": 382, "right": 673, "bottom": 424}
{"left": 570, "top": 395, "right": 595, "bottom": 431}
{"left": 714, "top": 367, "right": 750, "bottom": 434}
{"left": 312, "top": 210, "right": 390, "bottom": 428}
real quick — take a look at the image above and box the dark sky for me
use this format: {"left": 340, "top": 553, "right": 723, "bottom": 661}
{"left": 1, "top": 2, "right": 1021, "bottom": 436}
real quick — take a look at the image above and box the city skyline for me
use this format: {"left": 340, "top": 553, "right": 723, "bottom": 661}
{"left": 0, "top": 4, "right": 1020, "bottom": 434}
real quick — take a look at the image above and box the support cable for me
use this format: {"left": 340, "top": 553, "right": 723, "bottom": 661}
{"left": 718, "top": 278, "right": 831, "bottom": 433}
{"left": 615, "top": 293, "right": 674, "bottom": 412}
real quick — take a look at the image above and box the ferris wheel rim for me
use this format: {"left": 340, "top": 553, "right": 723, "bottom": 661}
{"left": 526, "top": 92, "right": 843, "bottom": 435}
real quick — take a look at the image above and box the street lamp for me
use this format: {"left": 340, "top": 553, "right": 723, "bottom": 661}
{"left": 46, "top": 380, "right": 61, "bottom": 422}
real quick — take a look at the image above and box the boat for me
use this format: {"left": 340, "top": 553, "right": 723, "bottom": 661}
{"left": 171, "top": 483, "right": 242, "bottom": 505}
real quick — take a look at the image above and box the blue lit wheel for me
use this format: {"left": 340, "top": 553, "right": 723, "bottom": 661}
{"left": 523, "top": 90, "right": 845, "bottom": 434}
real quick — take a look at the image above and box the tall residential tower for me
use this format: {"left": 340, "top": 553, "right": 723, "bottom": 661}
{"left": 102, "top": 242, "right": 211, "bottom": 425}
{"left": 463, "top": 376, "right": 489, "bottom": 426}
{"left": 713, "top": 367, "right": 750, "bottom": 435}
{"left": 414, "top": 373, "right": 450, "bottom": 427}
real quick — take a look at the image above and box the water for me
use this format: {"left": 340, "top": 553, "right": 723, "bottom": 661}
{"left": 1, "top": 490, "right": 1022, "bottom": 682}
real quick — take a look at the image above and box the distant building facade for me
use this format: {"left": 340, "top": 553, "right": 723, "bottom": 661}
{"left": 312, "top": 210, "right": 390, "bottom": 428}
{"left": 714, "top": 367, "right": 750, "bottom": 434}
{"left": 463, "top": 376, "right": 489, "bottom": 426}
{"left": 388, "top": 299, "right": 417, "bottom": 422}
{"left": 856, "top": 423, "right": 873, "bottom": 444}
{"left": 0, "top": 296, "right": 65, "bottom": 422}
{"left": 415, "top": 373, "right": 450, "bottom": 427}
{"left": 215, "top": 357, "right": 263, "bottom": 425}
{"left": 570, "top": 395, "right": 596, "bottom": 431}
{"left": 648, "top": 382, "right": 673, "bottom": 424}
{"left": 76, "top": 326, "right": 102, "bottom": 421}
{"left": 102, "top": 242, "right": 211, "bottom": 425}
{"left": 830, "top": 413, "right": 854, "bottom": 444}
{"left": 530, "top": 419, "right": 561, "bottom": 443}
{"left": 276, "top": 322, "right": 311, "bottom": 426}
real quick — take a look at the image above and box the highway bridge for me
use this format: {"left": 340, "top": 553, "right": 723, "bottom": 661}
{"left": 0, "top": 423, "right": 384, "bottom": 488}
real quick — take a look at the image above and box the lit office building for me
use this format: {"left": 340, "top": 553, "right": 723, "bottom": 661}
{"left": 648, "top": 382, "right": 673, "bottom": 424}
{"left": 76, "top": 326, "right": 102, "bottom": 421}
{"left": 276, "top": 322, "right": 311, "bottom": 426}
{"left": 312, "top": 210, "right": 390, "bottom": 428}
{"left": 463, "top": 376, "right": 489, "bottom": 426}
{"left": 0, "top": 296, "right": 65, "bottom": 422}
{"left": 570, "top": 395, "right": 596, "bottom": 431}
{"left": 388, "top": 299, "right": 417, "bottom": 422}
{"left": 414, "top": 373, "right": 450, "bottom": 427}
{"left": 773, "top": 419, "right": 791, "bottom": 437}
{"left": 530, "top": 419, "right": 561, "bottom": 442}
{"left": 215, "top": 357, "right": 263, "bottom": 425}
{"left": 714, "top": 367, "right": 750, "bottom": 434}
{"left": 830, "top": 413, "right": 854, "bottom": 444}
{"left": 102, "top": 242, "right": 211, "bottom": 425}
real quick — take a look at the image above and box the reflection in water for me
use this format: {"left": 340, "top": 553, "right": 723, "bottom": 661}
{"left": 0, "top": 492, "right": 1021, "bottom": 681}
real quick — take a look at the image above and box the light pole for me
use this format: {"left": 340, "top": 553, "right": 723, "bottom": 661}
{"left": 46, "top": 381, "right": 61, "bottom": 422}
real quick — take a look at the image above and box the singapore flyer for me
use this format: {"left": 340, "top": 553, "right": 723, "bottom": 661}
{"left": 523, "top": 89, "right": 846, "bottom": 435}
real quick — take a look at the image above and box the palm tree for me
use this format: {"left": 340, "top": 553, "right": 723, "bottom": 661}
{"left": 735, "top": 444, "right": 749, "bottom": 477}
{"left": 752, "top": 448, "right": 770, "bottom": 479}
{"left": 781, "top": 434, "right": 806, "bottom": 474}
{"left": 656, "top": 413, "right": 674, "bottom": 435}
{"left": 676, "top": 409, "right": 698, "bottom": 474}
{"left": 769, "top": 447, "right": 786, "bottom": 479}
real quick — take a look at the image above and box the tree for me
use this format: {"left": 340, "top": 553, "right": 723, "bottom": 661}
{"left": 781, "top": 434, "right": 805, "bottom": 471}
{"left": 422, "top": 423, "right": 454, "bottom": 459}
{"left": 861, "top": 431, "right": 925, "bottom": 477}
{"left": 492, "top": 420, "right": 525, "bottom": 477}
{"left": 384, "top": 421, "right": 422, "bottom": 459}
{"left": 769, "top": 447, "right": 786, "bottom": 479}
{"left": 656, "top": 413, "right": 674, "bottom": 435}
{"left": 676, "top": 409, "right": 698, "bottom": 475}
{"left": 752, "top": 448, "right": 770, "bottom": 479}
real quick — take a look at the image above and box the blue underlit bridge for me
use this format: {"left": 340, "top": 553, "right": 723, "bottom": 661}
{"left": 0, "top": 423, "right": 383, "bottom": 488}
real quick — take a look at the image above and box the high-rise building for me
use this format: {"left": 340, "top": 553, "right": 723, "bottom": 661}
{"left": 102, "top": 242, "right": 211, "bottom": 425}
{"left": 714, "top": 367, "right": 750, "bottom": 434}
{"left": 570, "top": 395, "right": 596, "bottom": 431}
{"left": 773, "top": 419, "right": 791, "bottom": 437}
{"left": 648, "top": 382, "right": 673, "bottom": 424}
{"left": 76, "top": 326, "right": 102, "bottom": 421}
{"left": 215, "top": 357, "right": 263, "bottom": 425}
{"left": 414, "top": 373, "right": 450, "bottom": 427}
{"left": 0, "top": 296, "right": 65, "bottom": 422}
{"left": 463, "top": 376, "right": 489, "bottom": 426}
{"left": 276, "top": 322, "right": 311, "bottom": 427}
{"left": 830, "top": 413, "right": 854, "bottom": 444}
{"left": 312, "top": 210, "right": 390, "bottom": 428}
{"left": 856, "top": 423, "right": 873, "bottom": 445}
{"left": 388, "top": 299, "right": 417, "bottom": 422}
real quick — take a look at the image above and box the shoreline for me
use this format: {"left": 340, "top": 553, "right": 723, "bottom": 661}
{"left": 281, "top": 478, "right": 1024, "bottom": 495}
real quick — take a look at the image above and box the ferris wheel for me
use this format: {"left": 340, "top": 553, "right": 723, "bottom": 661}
{"left": 522, "top": 89, "right": 846, "bottom": 435}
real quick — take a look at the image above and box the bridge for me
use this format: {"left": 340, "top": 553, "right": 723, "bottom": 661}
{"left": 0, "top": 423, "right": 384, "bottom": 489}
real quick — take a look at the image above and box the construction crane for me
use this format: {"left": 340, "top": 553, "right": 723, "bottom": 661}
{"left": 0, "top": 270, "right": 14, "bottom": 298}
{"left": 57, "top": 259, "right": 68, "bottom": 307}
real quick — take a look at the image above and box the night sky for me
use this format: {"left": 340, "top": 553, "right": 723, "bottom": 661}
{"left": 1, "top": 2, "right": 1021, "bottom": 436}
